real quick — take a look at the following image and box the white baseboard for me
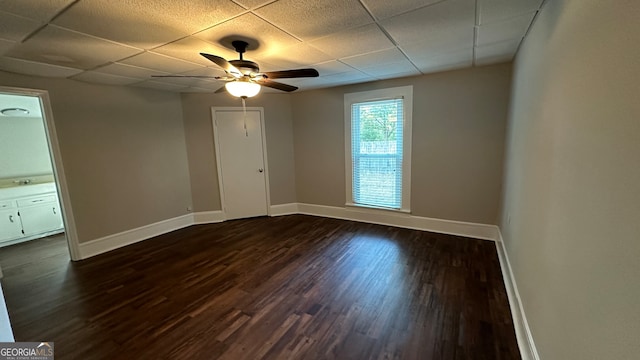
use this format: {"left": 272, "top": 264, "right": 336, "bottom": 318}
{"left": 296, "top": 203, "right": 500, "bottom": 241}
{"left": 270, "top": 203, "right": 299, "bottom": 216}
{"left": 495, "top": 230, "right": 540, "bottom": 360}
{"left": 192, "top": 210, "right": 225, "bottom": 224}
{"left": 77, "top": 214, "right": 194, "bottom": 259}
{"left": 76, "top": 203, "right": 497, "bottom": 261}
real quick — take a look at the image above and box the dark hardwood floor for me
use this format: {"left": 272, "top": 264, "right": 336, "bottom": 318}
{"left": 0, "top": 215, "right": 520, "bottom": 359}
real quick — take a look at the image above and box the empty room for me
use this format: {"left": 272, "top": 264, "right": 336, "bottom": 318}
{"left": 0, "top": 0, "right": 637, "bottom": 359}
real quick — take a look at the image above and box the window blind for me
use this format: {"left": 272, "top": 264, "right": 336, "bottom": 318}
{"left": 351, "top": 98, "right": 404, "bottom": 209}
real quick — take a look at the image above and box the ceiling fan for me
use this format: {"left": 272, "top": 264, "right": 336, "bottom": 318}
{"left": 152, "top": 40, "right": 319, "bottom": 97}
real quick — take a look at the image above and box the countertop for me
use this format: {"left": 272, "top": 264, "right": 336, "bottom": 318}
{"left": 0, "top": 182, "right": 58, "bottom": 200}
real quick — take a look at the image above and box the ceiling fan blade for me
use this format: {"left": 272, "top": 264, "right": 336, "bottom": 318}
{"left": 200, "top": 53, "right": 242, "bottom": 78}
{"left": 151, "top": 75, "right": 228, "bottom": 79}
{"left": 215, "top": 85, "right": 227, "bottom": 94}
{"left": 255, "top": 79, "right": 299, "bottom": 92}
{"left": 262, "top": 68, "right": 319, "bottom": 79}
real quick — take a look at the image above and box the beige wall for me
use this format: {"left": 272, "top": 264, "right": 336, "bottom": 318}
{"left": 0, "top": 71, "right": 192, "bottom": 242}
{"left": 180, "top": 92, "right": 296, "bottom": 211}
{"left": 292, "top": 63, "right": 512, "bottom": 224}
{"left": 500, "top": 1, "right": 640, "bottom": 359}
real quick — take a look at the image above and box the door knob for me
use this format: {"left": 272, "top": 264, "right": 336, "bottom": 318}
{"left": 258, "top": 168, "right": 264, "bottom": 173}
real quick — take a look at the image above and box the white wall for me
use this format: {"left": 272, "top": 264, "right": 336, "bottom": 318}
{"left": 500, "top": 1, "right": 640, "bottom": 359}
{"left": 0, "top": 116, "right": 53, "bottom": 178}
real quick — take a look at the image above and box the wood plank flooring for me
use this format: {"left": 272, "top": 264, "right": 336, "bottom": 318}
{"left": 0, "top": 215, "right": 520, "bottom": 359}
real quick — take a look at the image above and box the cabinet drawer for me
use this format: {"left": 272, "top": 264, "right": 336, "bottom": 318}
{"left": 0, "top": 200, "right": 15, "bottom": 210}
{"left": 17, "top": 194, "right": 58, "bottom": 207}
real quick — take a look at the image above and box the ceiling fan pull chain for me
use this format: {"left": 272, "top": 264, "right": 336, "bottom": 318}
{"left": 242, "top": 97, "right": 248, "bottom": 137}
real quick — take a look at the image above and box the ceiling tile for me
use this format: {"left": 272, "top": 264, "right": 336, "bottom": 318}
{"left": 478, "top": 0, "right": 543, "bottom": 24}
{"left": 311, "top": 60, "right": 355, "bottom": 76}
{"left": 400, "top": 27, "right": 473, "bottom": 60}
{"left": 476, "top": 11, "right": 536, "bottom": 46}
{"left": 377, "top": 70, "right": 422, "bottom": 81}
{"left": 410, "top": 48, "right": 473, "bottom": 74}
{"left": 150, "top": 75, "right": 218, "bottom": 88}
{"left": 341, "top": 47, "right": 407, "bottom": 69}
{"left": 232, "top": 0, "right": 276, "bottom": 10}
{"left": 0, "top": 39, "right": 16, "bottom": 56}
{"left": 0, "top": 56, "right": 83, "bottom": 77}
{"left": 255, "top": 0, "right": 373, "bottom": 41}
{"left": 362, "top": 0, "right": 442, "bottom": 20}
{"left": 93, "top": 62, "right": 168, "bottom": 79}
{"left": 0, "top": 11, "right": 42, "bottom": 42}
{"left": 132, "top": 80, "right": 188, "bottom": 92}
{"left": 153, "top": 36, "right": 237, "bottom": 67}
{"left": 360, "top": 61, "right": 420, "bottom": 78}
{"left": 343, "top": 48, "right": 419, "bottom": 78}
{"left": 6, "top": 25, "right": 141, "bottom": 69}
{"left": 178, "top": 67, "right": 228, "bottom": 77}
{"left": 420, "top": 61, "right": 470, "bottom": 75}
{"left": 120, "top": 52, "right": 203, "bottom": 73}
{"left": 71, "top": 71, "right": 142, "bottom": 86}
{"left": 380, "top": 0, "right": 475, "bottom": 46}
{"left": 254, "top": 43, "right": 332, "bottom": 70}
{"left": 194, "top": 13, "right": 299, "bottom": 59}
{"left": 160, "top": 67, "right": 228, "bottom": 89}
{"left": 475, "top": 39, "right": 519, "bottom": 65}
{"left": 310, "top": 23, "right": 395, "bottom": 59}
{"left": 0, "top": 0, "right": 75, "bottom": 22}
{"left": 53, "top": 0, "right": 245, "bottom": 49}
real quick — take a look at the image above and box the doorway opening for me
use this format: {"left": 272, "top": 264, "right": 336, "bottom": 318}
{"left": 0, "top": 86, "right": 79, "bottom": 266}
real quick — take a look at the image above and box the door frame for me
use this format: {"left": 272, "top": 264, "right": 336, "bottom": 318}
{"left": 0, "top": 86, "right": 80, "bottom": 260}
{"left": 211, "top": 106, "right": 271, "bottom": 220}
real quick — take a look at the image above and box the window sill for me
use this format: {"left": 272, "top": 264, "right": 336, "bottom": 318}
{"left": 345, "top": 202, "right": 411, "bottom": 214}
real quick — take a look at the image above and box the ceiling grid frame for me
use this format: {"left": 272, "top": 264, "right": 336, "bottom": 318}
{"left": 0, "top": 0, "right": 544, "bottom": 92}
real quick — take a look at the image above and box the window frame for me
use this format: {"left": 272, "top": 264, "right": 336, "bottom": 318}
{"left": 344, "top": 85, "right": 413, "bottom": 213}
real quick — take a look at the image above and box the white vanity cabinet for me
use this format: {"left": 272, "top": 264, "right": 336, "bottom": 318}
{"left": 0, "top": 183, "right": 64, "bottom": 246}
{"left": 17, "top": 194, "right": 63, "bottom": 237}
{"left": 0, "top": 201, "right": 22, "bottom": 241}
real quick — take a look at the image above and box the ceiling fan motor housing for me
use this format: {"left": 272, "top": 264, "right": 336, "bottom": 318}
{"left": 229, "top": 60, "right": 260, "bottom": 76}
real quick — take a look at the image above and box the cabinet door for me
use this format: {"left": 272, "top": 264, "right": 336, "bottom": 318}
{"left": 19, "top": 205, "right": 63, "bottom": 237}
{"left": 0, "top": 209, "right": 23, "bottom": 242}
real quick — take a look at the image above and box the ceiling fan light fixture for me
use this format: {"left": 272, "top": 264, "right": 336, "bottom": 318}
{"left": 225, "top": 80, "right": 261, "bottom": 98}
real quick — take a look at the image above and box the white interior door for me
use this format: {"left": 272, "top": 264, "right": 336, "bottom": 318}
{"left": 213, "top": 108, "right": 269, "bottom": 220}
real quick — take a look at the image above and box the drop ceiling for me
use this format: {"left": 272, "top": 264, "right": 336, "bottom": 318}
{"left": 0, "top": 0, "right": 543, "bottom": 93}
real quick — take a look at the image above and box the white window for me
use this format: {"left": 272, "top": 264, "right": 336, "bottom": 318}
{"left": 345, "top": 86, "right": 412, "bottom": 212}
